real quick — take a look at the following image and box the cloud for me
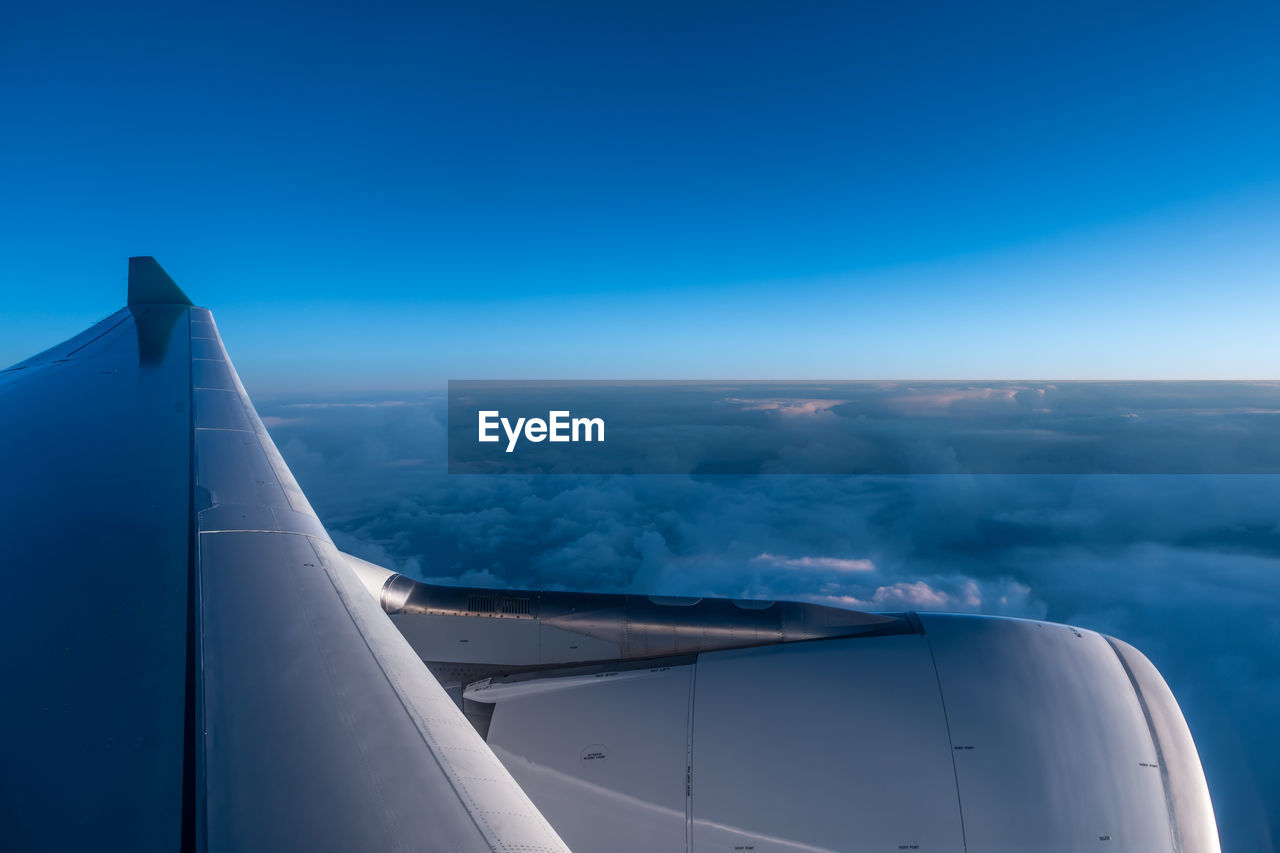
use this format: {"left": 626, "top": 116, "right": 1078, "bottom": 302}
{"left": 726, "top": 398, "right": 848, "bottom": 416}
{"left": 283, "top": 399, "right": 411, "bottom": 408}
{"left": 813, "top": 577, "right": 1038, "bottom": 615}
{"left": 821, "top": 581, "right": 951, "bottom": 610}
{"left": 883, "top": 386, "right": 1022, "bottom": 416}
{"left": 260, "top": 390, "right": 1280, "bottom": 849}
{"left": 751, "top": 552, "right": 875, "bottom": 572}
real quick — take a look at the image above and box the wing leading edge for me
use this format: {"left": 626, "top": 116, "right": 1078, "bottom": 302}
{"left": 0, "top": 259, "right": 570, "bottom": 852}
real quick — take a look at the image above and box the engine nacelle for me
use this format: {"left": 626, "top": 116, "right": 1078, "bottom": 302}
{"left": 467, "top": 614, "right": 1218, "bottom": 853}
{"left": 339, "top": 556, "right": 1218, "bottom": 852}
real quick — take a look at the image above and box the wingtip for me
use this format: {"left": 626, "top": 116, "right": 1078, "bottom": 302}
{"left": 128, "top": 256, "right": 193, "bottom": 307}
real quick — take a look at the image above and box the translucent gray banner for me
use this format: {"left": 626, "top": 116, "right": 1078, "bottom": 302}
{"left": 447, "top": 380, "right": 1280, "bottom": 474}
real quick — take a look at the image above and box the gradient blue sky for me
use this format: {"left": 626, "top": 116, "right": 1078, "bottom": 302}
{"left": 2, "top": 1, "right": 1279, "bottom": 389}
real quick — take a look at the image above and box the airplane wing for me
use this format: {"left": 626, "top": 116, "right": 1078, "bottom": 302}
{"left": 0, "top": 258, "right": 570, "bottom": 852}
{"left": 0, "top": 258, "right": 1220, "bottom": 853}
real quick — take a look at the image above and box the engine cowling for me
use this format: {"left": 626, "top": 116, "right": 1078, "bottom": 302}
{"left": 468, "top": 615, "right": 1218, "bottom": 853}
{"left": 339, "top": 555, "right": 1218, "bottom": 853}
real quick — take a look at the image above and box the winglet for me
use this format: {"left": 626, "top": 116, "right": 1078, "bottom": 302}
{"left": 128, "top": 257, "right": 192, "bottom": 307}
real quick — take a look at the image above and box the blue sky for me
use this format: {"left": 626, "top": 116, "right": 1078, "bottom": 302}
{"left": 2, "top": 1, "right": 1279, "bottom": 388}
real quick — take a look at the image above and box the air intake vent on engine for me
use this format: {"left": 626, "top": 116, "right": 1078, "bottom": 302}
{"left": 465, "top": 594, "right": 532, "bottom": 616}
